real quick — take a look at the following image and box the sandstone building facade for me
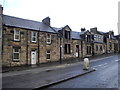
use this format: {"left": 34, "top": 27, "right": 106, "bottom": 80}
{"left": 2, "top": 15, "right": 60, "bottom": 67}
{"left": 0, "top": 6, "right": 119, "bottom": 67}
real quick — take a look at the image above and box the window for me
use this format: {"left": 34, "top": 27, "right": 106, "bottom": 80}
{"left": 65, "top": 31, "right": 70, "bottom": 39}
{"left": 64, "top": 44, "right": 71, "bottom": 54}
{"left": 86, "top": 35, "right": 91, "bottom": 42}
{"left": 109, "top": 43, "right": 112, "bottom": 50}
{"left": 14, "top": 29, "right": 20, "bottom": 41}
{"left": 94, "top": 35, "right": 97, "bottom": 41}
{"left": 46, "top": 34, "right": 51, "bottom": 44}
{"left": 31, "top": 32, "right": 37, "bottom": 42}
{"left": 109, "top": 34, "right": 111, "bottom": 39}
{"left": 87, "top": 46, "right": 91, "bottom": 55}
{"left": 68, "top": 44, "right": 71, "bottom": 54}
{"left": 100, "top": 46, "right": 102, "bottom": 51}
{"left": 101, "top": 36, "right": 103, "bottom": 42}
{"left": 68, "top": 31, "right": 70, "bottom": 39}
{"left": 13, "top": 48, "right": 20, "bottom": 61}
{"left": 65, "top": 44, "right": 67, "bottom": 54}
{"left": 46, "top": 50, "right": 51, "bottom": 60}
{"left": 96, "top": 45, "right": 98, "bottom": 51}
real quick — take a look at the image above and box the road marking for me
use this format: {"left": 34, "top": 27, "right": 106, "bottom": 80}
{"left": 115, "top": 60, "right": 118, "bottom": 62}
{"left": 91, "top": 56, "right": 114, "bottom": 62}
{"left": 92, "top": 65, "right": 98, "bottom": 68}
{"left": 98, "top": 64, "right": 102, "bottom": 67}
{"left": 111, "top": 59, "right": 120, "bottom": 63}
{"left": 92, "top": 62, "right": 108, "bottom": 68}
{"left": 111, "top": 60, "right": 115, "bottom": 62}
{"left": 103, "top": 63, "right": 108, "bottom": 65}
{"left": 92, "top": 68, "right": 98, "bottom": 70}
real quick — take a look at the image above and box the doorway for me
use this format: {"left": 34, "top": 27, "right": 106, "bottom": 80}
{"left": 76, "top": 45, "right": 79, "bottom": 58}
{"left": 31, "top": 50, "right": 36, "bottom": 64}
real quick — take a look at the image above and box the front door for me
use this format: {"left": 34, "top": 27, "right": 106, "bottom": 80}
{"left": 31, "top": 51, "right": 36, "bottom": 64}
{"left": 76, "top": 45, "right": 79, "bottom": 58}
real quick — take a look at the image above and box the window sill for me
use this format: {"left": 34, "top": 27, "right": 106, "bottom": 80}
{"left": 14, "top": 40, "right": 20, "bottom": 42}
{"left": 12, "top": 60, "right": 19, "bottom": 62}
{"left": 46, "top": 59, "right": 50, "bottom": 61}
{"left": 46, "top": 43, "right": 51, "bottom": 45}
{"left": 31, "top": 41, "right": 37, "bottom": 43}
{"left": 64, "top": 53, "right": 71, "bottom": 55}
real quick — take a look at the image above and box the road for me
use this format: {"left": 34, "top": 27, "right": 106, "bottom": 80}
{"left": 47, "top": 54, "right": 120, "bottom": 88}
{"left": 2, "top": 54, "right": 120, "bottom": 89}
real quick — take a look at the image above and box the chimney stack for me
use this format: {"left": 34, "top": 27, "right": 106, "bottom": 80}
{"left": 0, "top": 5, "right": 3, "bottom": 15}
{"left": 81, "top": 28, "right": 86, "bottom": 32}
{"left": 109, "top": 30, "right": 114, "bottom": 36}
{"left": 42, "top": 17, "right": 50, "bottom": 26}
{"left": 90, "top": 27, "right": 97, "bottom": 33}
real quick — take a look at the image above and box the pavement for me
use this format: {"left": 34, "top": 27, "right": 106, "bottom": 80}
{"left": 2, "top": 62, "right": 95, "bottom": 89}
{"left": 2, "top": 53, "right": 117, "bottom": 89}
{"left": 2, "top": 53, "right": 115, "bottom": 73}
{"left": 34, "top": 68, "right": 95, "bottom": 89}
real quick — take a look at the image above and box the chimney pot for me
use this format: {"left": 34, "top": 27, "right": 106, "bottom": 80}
{"left": 0, "top": 5, "right": 3, "bottom": 15}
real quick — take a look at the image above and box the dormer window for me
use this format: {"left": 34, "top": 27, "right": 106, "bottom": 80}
{"left": 14, "top": 29, "right": 20, "bottom": 41}
{"left": 86, "top": 35, "right": 91, "bottom": 42}
{"left": 65, "top": 31, "right": 70, "bottom": 39}
{"left": 109, "top": 34, "right": 111, "bottom": 39}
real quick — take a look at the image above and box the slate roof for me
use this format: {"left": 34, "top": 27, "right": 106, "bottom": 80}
{"left": 111, "top": 36, "right": 117, "bottom": 40}
{"left": 53, "top": 27, "right": 63, "bottom": 32}
{"left": 3, "top": 15, "right": 56, "bottom": 33}
{"left": 98, "top": 31, "right": 108, "bottom": 35}
{"left": 71, "top": 31, "right": 82, "bottom": 40}
{"left": 79, "top": 31, "right": 86, "bottom": 35}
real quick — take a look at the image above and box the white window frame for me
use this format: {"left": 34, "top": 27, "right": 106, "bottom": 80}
{"left": 14, "top": 29, "right": 20, "bottom": 41}
{"left": 94, "top": 34, "right": 97, "bottom": 41}
{"left": 46, "top": 50, "right": 51, "bottom": 60}
{"left": 46, "top": 34, "right": 51, "bottom": 44}
{"left": 13, "top": 48, "right": 20, "bottom": 61}
{"left": 109, "top": 34, "right": 111, "bottom": 39}
{"left": 31, "top": 32, "right": 37, "bottom": 42}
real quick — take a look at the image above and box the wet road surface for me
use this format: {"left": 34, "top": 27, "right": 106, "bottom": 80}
{"left": 2, "top": 54, "right": 120, "bottom": 89}
{"left": 47, "top": 54, "right": 120, "bottom": 88}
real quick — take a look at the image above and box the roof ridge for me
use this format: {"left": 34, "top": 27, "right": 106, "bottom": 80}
{"left": 72, "top": 31, "right": 80, "bottom": 33}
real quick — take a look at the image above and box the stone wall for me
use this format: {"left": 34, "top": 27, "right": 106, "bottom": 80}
{"left": 39, "top": 32, "right": 60, "bottom": 63}
{"left": 2, "top": 27, "right": 27, "bottom": 67}
{"left": 82, "top": 42, "right": 92, "bottom": 58}
{"left": 2, "top": 25, "right": 119, "bottom": 67}
{"left": 72, "top": 39, "right": 82, "bottom": 58}
{"left": 62, "top": 38, "right": 73, "bottom": 60}
{"left": 0, "top": 6, "right": 2, "bottom": 69}
{"left": 94, "top": 43, "right": 105, "bottom": 55}
{"left": 2, "top": 26, "right": 60, "bottom": 67}
{"left": 106, "top": 38, "right": 115, "bottom": 53}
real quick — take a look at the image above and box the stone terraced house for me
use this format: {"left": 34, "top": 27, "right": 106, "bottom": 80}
{"left": 2, "top": 15, "right": 60, "bottom": 67}
{"left": 90, "top": 27, "right": 119, "bottom": 54}
{"left": 55, "top": 25, "right": 83, "bottom": 60}
{"left": 104, "top": 31, "right": 119, "bottom": 53}
{"left": 0, "top": 5, "right": 119, "bottom": 67}
{"left": 90, "top": 27, "right": 106, "bottom": 55}
{"left": 80, "top": 28, "right": 93, "bottom": 57}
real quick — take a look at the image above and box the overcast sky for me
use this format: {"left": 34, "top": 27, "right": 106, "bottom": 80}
{"left": 0, "top": 0, "right": 119, "bottom": 35}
